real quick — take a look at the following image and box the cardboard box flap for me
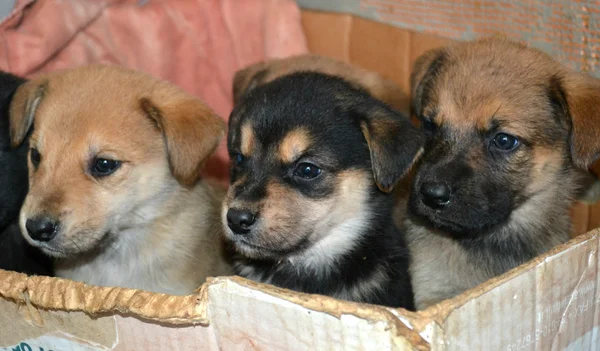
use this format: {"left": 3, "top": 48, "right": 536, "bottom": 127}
{"left": 207, "top": 277, "right": 425, "bottom": 350}
{"left": 411, "top": 229, "right": 600, "bottom": 350}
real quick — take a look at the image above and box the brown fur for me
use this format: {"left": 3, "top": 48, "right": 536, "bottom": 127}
{"left": 10, "top": 64, "right": 232, "bottom": 294}
{"left": 233, "top": 54, "right": 410, "bottom": 114}
{"left": 278, "top": 128, "right": 312, "bottom": 164}
{"left": 405, "top": 37, "right": 600, "bottom": 310}
{"left": 240, "top": 122, "right": 255, "bottom": 156}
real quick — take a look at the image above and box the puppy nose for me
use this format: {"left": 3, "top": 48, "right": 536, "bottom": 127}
{"left": 227, "top": 208, "right": 256, "bottom": 235}
{"left": 26, "top": 216, "right": 59, "bottom": 242}
{"left": 420, "top": 182, "right": 452, "bottom": 208}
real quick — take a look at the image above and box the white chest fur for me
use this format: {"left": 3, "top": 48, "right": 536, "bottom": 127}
{"left": 55, "top": 184, "right": 231, "bottom": 295}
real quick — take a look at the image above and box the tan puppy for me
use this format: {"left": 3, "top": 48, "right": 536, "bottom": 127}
{"left": 9, "top": 65, "right": 232, "bottom": 294}
{"left": 233, "top": 54, "right": 410, "bottom": 114}
{"left": 405, "top": 37, "right": 600, "bottom": 310}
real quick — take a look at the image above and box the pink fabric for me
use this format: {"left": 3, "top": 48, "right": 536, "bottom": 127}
{"left": 0, "top": 0, "right": 308, "bottom": 181}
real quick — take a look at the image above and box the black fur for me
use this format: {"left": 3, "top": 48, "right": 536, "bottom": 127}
{"left": 0, "top": 71, "right": 53, "bottom": 275}
{"left": 226, "top": 72, "right": 422, "bottom": 309}
{"left": 408, "top": 126, "right": 528, "bottom": 238}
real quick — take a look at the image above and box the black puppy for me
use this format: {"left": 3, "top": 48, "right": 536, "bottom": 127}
{"left": 222, "top": 72, "right": 424, "bottom": 309}
{"left": 0, "top": 71, "right": 52, "bottom": 275}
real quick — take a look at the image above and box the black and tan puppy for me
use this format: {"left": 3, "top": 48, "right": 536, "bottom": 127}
{"left": 0, "top": 71, "right": 52, "bottom": 275}
{"left": 406, "top": 37, "right": 600, "bottom": 309}
{"left": 222, "top": 72, "right": 423, "bottom": 309}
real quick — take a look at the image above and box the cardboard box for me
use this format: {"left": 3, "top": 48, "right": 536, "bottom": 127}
{"left": 1, "top": 228, "right": 599, "bottom": 350}
{"left": 2, "top": 8, "right": 600, "bottom": 351}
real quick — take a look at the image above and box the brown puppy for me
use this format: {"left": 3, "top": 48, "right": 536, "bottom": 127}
{"left": 233, "top": 54, "right": 410, "bottom": 114}
{"left": 406, "top": 37, "right": 600, "bottom": 310}
{"left": 10, "top": 65, "right": 232, "bottom": 294}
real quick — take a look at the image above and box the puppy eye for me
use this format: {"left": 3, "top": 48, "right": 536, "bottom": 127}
{"left": 30, "top": 148, "right": 41, "bottom": 168}
{"left": 294, "top": 162, "right": 322, "bottom": 180}
{"left": 233, "top": 153, "right": 244, "bottom": 166}
{"left": 492, "top": 133, "right": 520, "bottom": 151}
{"left": 91, "top": 158, "right": 121, "bottom": 177}
{"left": 421, "top": 119, "right": 436, "bottom": 132}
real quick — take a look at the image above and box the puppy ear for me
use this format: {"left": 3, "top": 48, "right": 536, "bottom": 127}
{"left": 9, "top": 80, "right": 47, "bottom": 148}
{"left": 358, "top": 101, "right": 425, "bottom": 193}
{"left": 410, "top": 48, "right": 447, "bottom": 117}
{"left": 232, "top": 65, "right": 269, "bottom": 105}
{"left": 560, "top": 72, "right": 600, "bottom": 168}
{"left": 140, "top": 83, "right": 226, "bottom": 187}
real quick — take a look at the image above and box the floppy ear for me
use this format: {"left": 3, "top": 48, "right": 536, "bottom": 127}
{"left": 357, "top": 101, "right": 425, "bottom": 193}
{"left": 232, "top": 65, "right": 269, "bottom": 105}
{"left": 9, "top": 80, "right": 47, "bottom": 148}
{"left": 560, "top": 72, "right": 600, "bottom": 168}
{"left": 410, "top": 48, "right": 447, "bottom": 117}
{"left": 140, "top": 83, "right": 226, "bottom": 187}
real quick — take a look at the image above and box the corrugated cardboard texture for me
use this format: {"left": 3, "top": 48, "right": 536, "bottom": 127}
{"left": 0, "top": 270, "right": 209, "bottom": 325}
{"left": 297, "top": 0, "right": 600, "bottom": 77}
{"left": 301, "top": 9, "right": 599, "bottom": 237}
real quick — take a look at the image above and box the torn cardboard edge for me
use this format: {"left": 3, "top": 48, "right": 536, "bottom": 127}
{"left": 0, "top": 270, "right": 209, "bottom": 325}
{"left": 1, "top": 229, "right": 598, "bottom": 344}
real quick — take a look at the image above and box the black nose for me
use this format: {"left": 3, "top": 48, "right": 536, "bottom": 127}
{"left": 26, "top": 216, "right": 59, "bottom": 242}
{"left": 226, "top": 208, "right": 256, "bottom": 235}
{"left": 420, "top": 182, "right": 452, "bottom": 209}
